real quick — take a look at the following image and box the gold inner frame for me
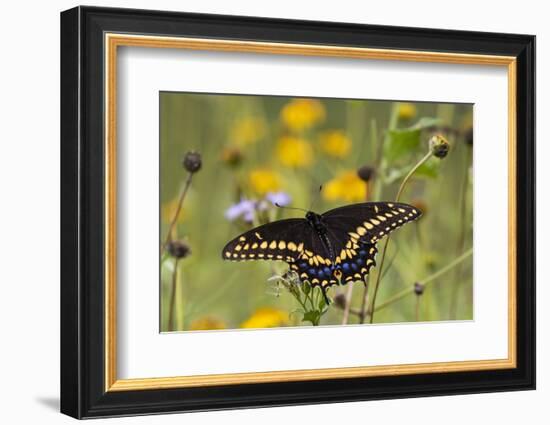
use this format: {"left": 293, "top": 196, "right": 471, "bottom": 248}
{"left": 104, "top": 33, "right": 517, "bottom": 392}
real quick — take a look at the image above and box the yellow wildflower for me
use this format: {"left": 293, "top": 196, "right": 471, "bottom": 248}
{"left": 319, "top": 130, "right": 352, "bottom": 158}
{"left": 323, "top": 171, "right": 367, "bottom": 203}
{"left": 230, "top": 117, "right": 266, "bottom": 146}
{"left": 397, "top": 102, "right": 417, "bottom": 120}
{"left": 161, "top": 197, "right": 186, "bottom": 224}
{"left": 249, "top": 168, "right": 282, "bottom": 195}
{"left": 189, "top": 316, "right": 227, "bottom": 331}
{"left": 280, "top": 99, "right": 325, "bottom": 132}
{"left": 276, "top": 136, "right": 314, "bottom": 168}
{"left": 241, "top": 307, "right": 289, "bottom": 329}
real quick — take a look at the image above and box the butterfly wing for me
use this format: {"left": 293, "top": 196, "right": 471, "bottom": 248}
{"left": 222, "top": 218, "right": 338, "bottom": 288}
{"left": 222, "top": 218, "right": 312, "bottom": 263}
{"left": 322, "top": 202, "right": 422, "bottom": 283}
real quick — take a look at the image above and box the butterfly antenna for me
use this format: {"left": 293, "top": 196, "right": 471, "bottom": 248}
{"left": 274, "top": 203, "right": 308, "bottom": 213}
{"left": 308, "top": 185, "right": 323, "bottom": 212}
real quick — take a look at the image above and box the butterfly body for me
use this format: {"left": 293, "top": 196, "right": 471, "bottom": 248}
{"left": 222, "top": 202, "right": 421, "bottom": 291}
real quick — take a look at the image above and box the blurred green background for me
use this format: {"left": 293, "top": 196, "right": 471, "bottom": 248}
{"left": 160, "top": 92, "right": 473, "bottom": 332}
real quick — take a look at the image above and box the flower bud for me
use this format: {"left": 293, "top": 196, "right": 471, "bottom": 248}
{"left": 429, "top": 134, "right": 450, "bottom": 159}
{"left": 182, "top": 151, "right": 202, "bottom": 173}
{"left": 414, "top": 282, "right": 425, "bottom": 296}
{"left": 167, "top": 240, "right": 191, "bottom": 259}
{"left": 357, "top": 165, "right": 375, "bottom": 182}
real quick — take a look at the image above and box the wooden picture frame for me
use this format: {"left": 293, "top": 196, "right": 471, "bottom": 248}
{"left": 60, "top": 5, "right": 535, "bottom": 419}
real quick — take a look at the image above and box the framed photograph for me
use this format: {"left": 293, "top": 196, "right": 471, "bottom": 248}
{"left": 60, "top": 6, "right": 535, "bottom": 419}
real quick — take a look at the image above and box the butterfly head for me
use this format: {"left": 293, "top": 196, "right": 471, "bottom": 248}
{"left": 305, "top": 211, "right": 325, "bottom": 232}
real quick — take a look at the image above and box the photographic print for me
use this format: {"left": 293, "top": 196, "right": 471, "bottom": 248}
{"left": 160, "top": 92, "right": 473, "bottom": 332}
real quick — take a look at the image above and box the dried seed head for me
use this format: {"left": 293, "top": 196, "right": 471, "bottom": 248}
{"left": 167, "top": 240, "right": 191, "bottom": 259}
{"left": 429, "top": 134, "right": 450, "bottom": 159}
{"left": 333, "top": 293, "right": 347, "bottom": 309}
{"left": 357, "top": 165, "right": 375, "bottom": 182}
{"left": 182, "top": 151, "right": 202, "bottom": 173}
{"left": 221, "top": 146, "right": 244, "bottom": 168}
{"left": 414, "top": 282, "right": 425, "bottom": 296}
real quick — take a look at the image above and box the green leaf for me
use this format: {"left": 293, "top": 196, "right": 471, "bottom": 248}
{"left": 302, "top": 310, "right": 320, "bottom": 326}
{"left": 302, "top": 281, "right": 311, "bottom": 295}
{"left": 385, "top": 128, "right": 421, "bottom": 162}
{"left": 411, "top": 117, "right": 440, "bottom": 130}
{"left": 384, "top": 117, "right": 440, "bottom": 163}
{"left": 318, "top": 292, "right": 327, "bottom": 310}
{"left": 416, "top": 156, "right": 441, "bottom": 179}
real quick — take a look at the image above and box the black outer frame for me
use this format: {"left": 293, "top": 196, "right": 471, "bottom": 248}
{"left": 60, "top": 6, "right": 535, "bottom": 419}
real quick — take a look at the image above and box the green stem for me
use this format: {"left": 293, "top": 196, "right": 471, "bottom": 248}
{"left": 167, "top": 258, "right": 180, "bottom": 331}
{"left": 450, "top": 147, "right": 472, "bottom": 319}
{"left": 368, "top": 150, "right": 434, "bottom": 323}
{"left": 163, "top": 172, "right": 193, "bottom": 250}
{"left": 341, "top": 284, "right": 354, "bottom": 325}
{"left": 395, "top": 151, "right": 433, "bottom": 202}
{"left": 374, "top": 248, "right": 473, "bottom": 313}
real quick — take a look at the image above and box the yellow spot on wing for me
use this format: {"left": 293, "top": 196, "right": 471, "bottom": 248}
{"left": 235, "top": 245, "right": 242, "bottom": 251}
{"left": 288, "top": 242, "right": 297, "bottom": 251}
{"left": 260, "top": 241, "right": 268, "bottom": 249}
{"left": 357, "top": 226, "right": 367, "bottom": 236}
{"left": 269, "top": 240, "right": 277, "bottom": 249}
{"left": 364, "top": 222, "right": 374, "bottom": 230}
{"left": 278, "top": 241, "right": 286, "bottom": 249}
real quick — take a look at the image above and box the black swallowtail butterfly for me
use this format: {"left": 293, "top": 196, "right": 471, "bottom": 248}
{"left": 222, "top": 202, "right": 421, "bottom": 295}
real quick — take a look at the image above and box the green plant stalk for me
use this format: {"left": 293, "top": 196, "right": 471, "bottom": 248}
{"left": 167, "top": 258, "right": 180, "bottom": 331}
{"left": 450, "top": 147, "right": 472, "bottom": 319}
{"left": 341, "top": 283, "right": 354, "bottom": 325}
{"left": 356, "top": 115, "right": 391, "bottom": 323}
{"left": 374, "top": 248, "right": 473, "bottom": 313}
{"left": 358, "top": 279, "right": 370, "bottom": 324}
{"left": 163, "top": 172, "right": 193, "bottom": 250}
{"left": 369, "top": 150, "right": 434, "bottom": 324}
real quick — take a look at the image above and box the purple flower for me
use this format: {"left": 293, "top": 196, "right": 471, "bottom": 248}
{"left": 265, "top": 192, "right": 292, "bottom": 207}
{"left": 225, "top": 198, "right": 257, "bottom": 223}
